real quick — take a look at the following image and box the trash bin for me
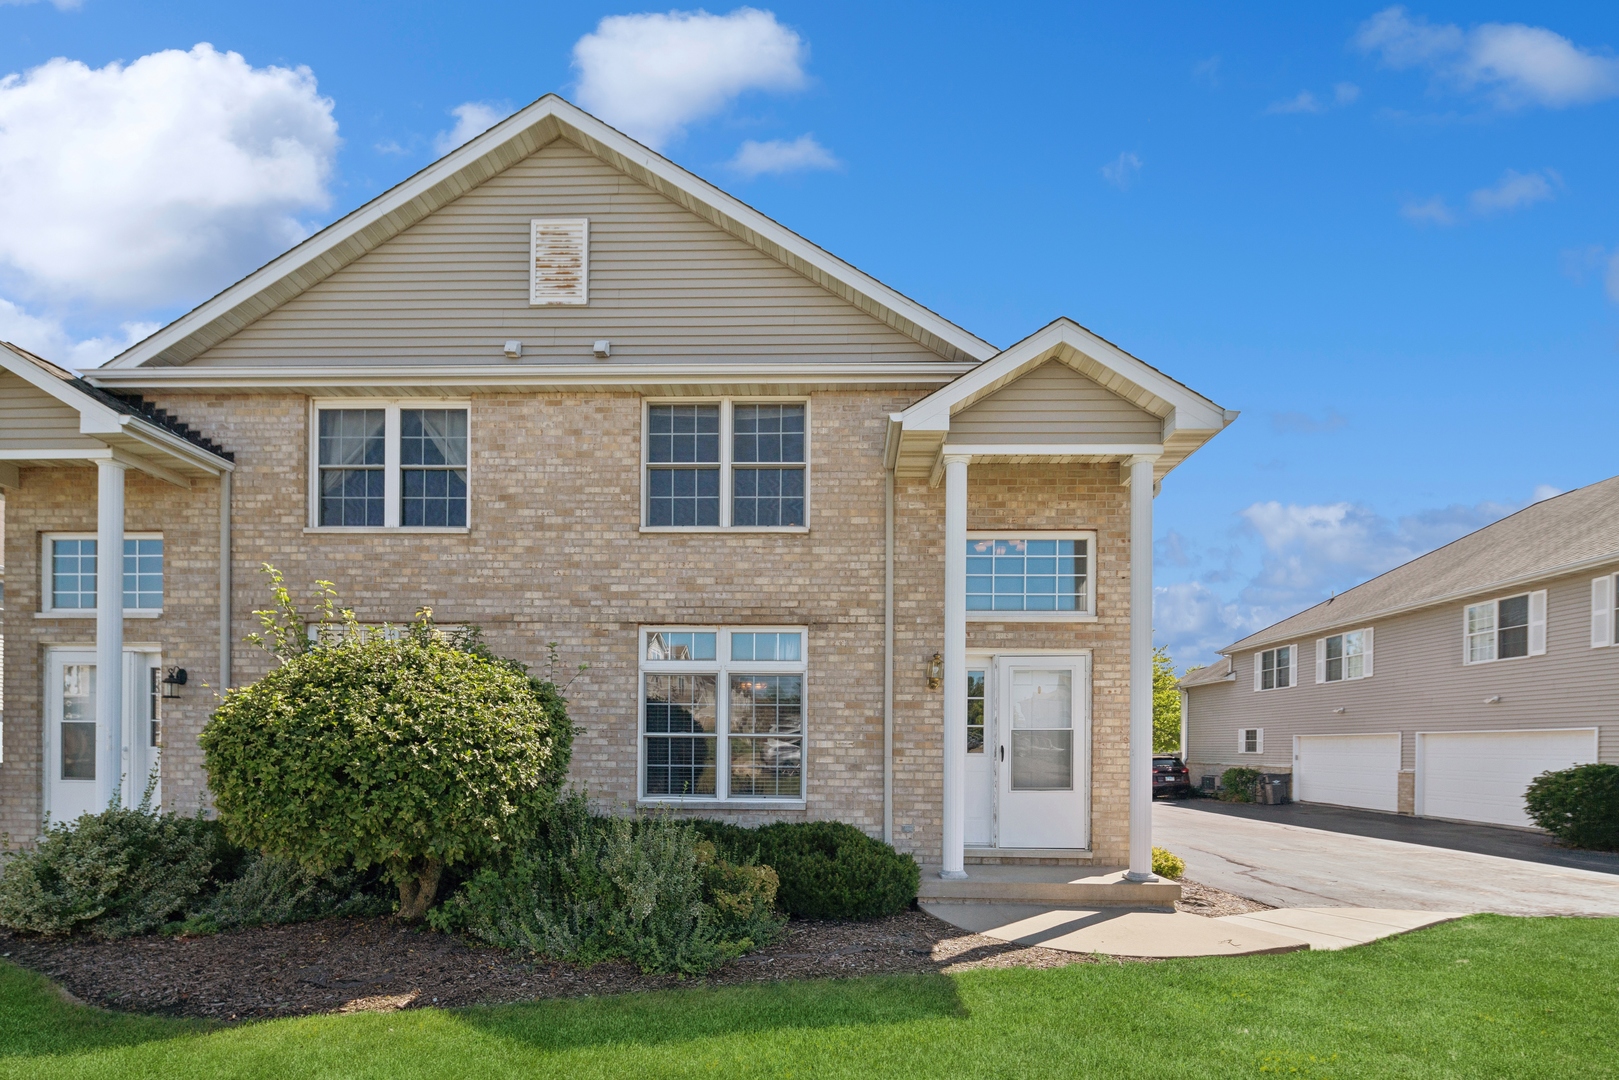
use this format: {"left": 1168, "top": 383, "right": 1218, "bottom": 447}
{"left": 1257, "top": 773, "right": 1291, "bottom": 805}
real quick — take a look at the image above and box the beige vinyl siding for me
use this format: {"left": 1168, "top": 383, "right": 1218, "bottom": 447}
{"left": 947, "top": 362, "right": 1163, "bottom": 446}
{"left": 187, "top": 140, "right": 946, "bottom": 367}
{"left": 0, "top": 373, "right": 103, "bottom": 453}
{"left": 1184, "top": 565, "right": 1619, "bottom": 780}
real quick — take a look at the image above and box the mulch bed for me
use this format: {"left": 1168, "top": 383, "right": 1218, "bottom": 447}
{"left": 0, "top": 879, "right": 1268, "bottom": 1021}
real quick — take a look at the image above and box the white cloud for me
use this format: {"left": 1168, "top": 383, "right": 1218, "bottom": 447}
{"left": 0, "top": 44, "right": 338, "bottom": 310}
{"left": 433, "top": 101, "right": 512, "bottom": 155}
{"left": 1101, "top": 151, "right": 1142, "bottom": 190}
{"left": 1335, "top": 82, "right": 1362, "bottom": 104}
{"left": 1356, "top": 7, "right": 1619, "bottom": 109}
{"left": 1192, "top": 55, "right": 1221, "bottom": 88}
{"left": 572, "top": 7, "right": 808, "bottom": 149}
{"left": 0, "top": 297, "right": 157, "bottom": 370}
{"left": 1401, "top": 196, "right": 1455, "bottom": 226}
{"left": 728, "top": 134, "right": 838, "bottom": 177}
{"left": 1267, "top": 90, "right": 1323, "bottom": 114}
{"left": 1469, "top": 168, "right": 1559, "bottom": 214}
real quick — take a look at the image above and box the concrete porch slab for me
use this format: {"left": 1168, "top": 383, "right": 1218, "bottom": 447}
{"left": 921, "top": 903, "right": 1307, "bottom": 958}
{"left": 917, "top": 865, "right": 1181, "bottom": 906}
{"left": 1215, "top": 907, "right": 1467, "bottom": 950}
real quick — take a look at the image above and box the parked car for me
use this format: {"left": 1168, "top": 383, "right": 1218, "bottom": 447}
{"left": 1153, "top": 755, "right": 1192, "bottom": 798}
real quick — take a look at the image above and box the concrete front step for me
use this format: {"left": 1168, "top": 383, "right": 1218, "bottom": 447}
{"left": 917, "top": 865, "right": 1181, "bottom": 907}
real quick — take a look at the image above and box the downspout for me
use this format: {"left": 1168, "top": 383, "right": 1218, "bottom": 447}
{"left": 882, "top": 416, "right": 902, "bottom": 844}
{"left": 219, "top": 469, "right": 232, "bottom": 691}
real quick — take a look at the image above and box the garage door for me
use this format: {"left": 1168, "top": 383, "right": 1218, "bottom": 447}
{"left": 1417, "top": 728, "right": 1598, "bottom": 829}
{"left": 1293, "top": 733, "right": 1401, "bottom": 812}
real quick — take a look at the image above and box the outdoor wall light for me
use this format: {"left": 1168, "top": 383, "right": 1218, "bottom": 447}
{"left": 926, "top": 652, "right": 944, "bottom": 690}
{"left": 161, "top": 667, "right": 188, "bottom": 699}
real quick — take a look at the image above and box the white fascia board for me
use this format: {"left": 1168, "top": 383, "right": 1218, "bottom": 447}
{"left": 940, "top": 443, "right": 1165, "bottom": 458}
{"left": 103, "top": 95, "right": 997, "bottom": 371}
{"left": 88, "top": 361, "right": 977, "bottom": 391}
{"left": 1, "top": 344, "right": 126, "bottom": 430}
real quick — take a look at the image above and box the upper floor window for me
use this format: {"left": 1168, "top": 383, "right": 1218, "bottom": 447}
{"left": 965, "top": 533, "right": 1094, "bottom": 618}
{"left": 41, "top": 534, "right": 163, "bottom": 615}
{"left": 1591, "top": 574, "right": 1619, "bottom": 648}
{"left": 1316, "top": 628, "right": 1372, "bottom": 682}
{"left": 1465, "top": 591, "right": 1545, "bottom": 663}
{"left": 643, "top": 400, "right": 807, "bottom": 529}
{"left": 640, "top": 626, "right": 806, "bottom": 802}
{"left": 1254, "top": 645, "right": 1293, "bottom": 691}
{"left": 312, "top": 403, "right": 469, "bottom": 529}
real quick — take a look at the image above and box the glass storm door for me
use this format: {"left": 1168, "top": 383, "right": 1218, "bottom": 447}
{"left": 43, "top": 649, "right": 161, "bottom": 823}
{"left": 995, "top": 655, "right": 1089, "bottom": 849}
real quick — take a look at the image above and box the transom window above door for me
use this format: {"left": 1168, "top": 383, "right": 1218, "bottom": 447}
{"left": 40, "top": 534, "right": 164, "bottom": 616}
{"left": 643, "top": 399, "right": 808, "bottom": 530}
{"left": 965, "top": 533, "right": 1095, "bottom": 618}
{"left": 311, "top": 403, "right": 469, "bottom": 530}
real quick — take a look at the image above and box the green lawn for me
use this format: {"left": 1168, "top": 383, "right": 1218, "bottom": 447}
{"left": 2, "top": 914, "right": 1615, "bottom": 1079}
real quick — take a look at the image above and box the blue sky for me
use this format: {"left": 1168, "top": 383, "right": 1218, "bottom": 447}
{"left": 3, "top": 1, "right": 1617, "bottom": 666}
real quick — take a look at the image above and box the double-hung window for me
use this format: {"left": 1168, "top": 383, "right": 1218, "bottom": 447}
{"left": 640, "top": 627, "right": 806, "bottom": 802}
{"left": 312, "top": 403, "right": 469, "bottom": 529}
{"left": 965, "top": 532, "right": 1095, "bottom": 618}
{"left": 1316, "top": 628, "right": 1372, "bottom": 682}
{"left": 1465, "top": 591, "right": 1545, "bottom": 663}
{"left": 643, "top": 400, "right": 807, "bottom": 529}
{"left": 1254, "top": 645, "right": 1293, "bottom": 691}
{"left": 40, "top": 534, "right": 163, "bottom": 616}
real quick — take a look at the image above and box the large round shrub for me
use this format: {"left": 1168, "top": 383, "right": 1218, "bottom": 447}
{"left": 1525, "top": 764, "right": 1619, "bottom": 851}
{"left": 201, "top": 627, "right": 571, "bottom": 919}
{"left": 753, "top": 821, "right": 919, "bottom": 919}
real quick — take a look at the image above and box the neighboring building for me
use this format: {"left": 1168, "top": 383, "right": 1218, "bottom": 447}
{"left": 1181, "top": 476, "right": 1619, "bottom": 829}
{"left": 0, "top": 96, "right": 1232, "bottom": 882}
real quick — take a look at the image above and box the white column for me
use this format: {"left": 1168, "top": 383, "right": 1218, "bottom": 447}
{"left": 95, "top": 459, "right": 127, "bottom": 811}
{"left": 940, "top": 453, "right": 970, "bottom": 879}
{"left": 1125, "top": 455, "right": 1158, "bottom": 881}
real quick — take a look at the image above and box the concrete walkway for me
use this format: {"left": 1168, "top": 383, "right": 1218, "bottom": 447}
{"left": 922, "top": 902, "right": 1462, "bottom": 958}
{"left": 1155, "top": 801, "right": 1619, "bottom": 916}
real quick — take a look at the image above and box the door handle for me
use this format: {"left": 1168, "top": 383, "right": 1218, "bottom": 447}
{"left": 998, "top": 745, "right": 1005, "bottom": 762}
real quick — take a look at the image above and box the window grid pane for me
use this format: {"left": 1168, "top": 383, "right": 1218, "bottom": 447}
{"left": 644, "top": 674, "right": 717, "bottom": 797}
{"left": 122, "top": 538, "right": 163, "bottom": 610}
{"left": 732, "top": 403, "right": 805, "bottom": 464}
{"left": 728, "top": 674, "right": 803, "bottom": 798}
{"left": 966, "top": 538, "right": 1087, "bottom": 612}
{"left": 647, "top": 466, "right": 720, "bottom": 526}
{"left": 730, "top": 632, "right": 802, "bottom": 662}
{"left": 400, "top": 409, "right": 468, "bottom": 527}
{"left": 732, "top": 466, "right": 805, "bottom": 527}
{"left": 967, "top": 669, "right": 986, "bottom": 753}
{"left": 51, "top": 538, "right": 97, "bottom": 609}
{"left": 647, "top": 404, "right": 720, "bottom": 464}
{"left": 318, "top": 409, "right": 385, "bottom": 526}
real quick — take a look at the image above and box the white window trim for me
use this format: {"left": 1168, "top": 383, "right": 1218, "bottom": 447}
{"left": 1462, "top": 590, "right": 1546, "bottom": 665}
{"left": 638, "top": 625, "right": 808, "bottom": 807}
{"left": 1316, "top": 627, "right": 1374, "bottom": 683}
{"left": 965, "top": 530, "right": 1099, "bottom": 622}
{"left": 1253, "top": 644, "right": 1296, "bottom": 691}
{"left": 307, "top": 399, "right": 472, "bottom": 532}
{"left": 1590, "top": 574, "right": 1617, "bottom": 648}
{"left": 38, "top": 532, "right": 165, "bottom": 618}
{"left": 639, "top": 397, "right": 811, "bottom": 533}
{"left": 1238, "top": 727, "right": 1264, "bottom": 754}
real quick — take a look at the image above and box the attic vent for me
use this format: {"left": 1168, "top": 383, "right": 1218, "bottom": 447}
{"left": 529, "top": 218, "right": 588, "bottom": 305}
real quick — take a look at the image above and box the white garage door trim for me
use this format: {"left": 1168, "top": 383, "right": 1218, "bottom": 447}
{"left": 1293, "top": 732, "right": 1402, "bottom": 813}
{"left": 1416, "top": 727, "right": 1599, "bottom": 830}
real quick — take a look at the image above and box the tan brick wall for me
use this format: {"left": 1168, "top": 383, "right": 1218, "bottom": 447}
{"left": 1, "top": 393, "right": 1136, "bottom": 867}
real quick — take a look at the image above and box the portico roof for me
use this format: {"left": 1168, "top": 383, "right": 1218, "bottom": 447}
{"left": 0, "top": 342, "right": 233, "bottom": 489}
{"left": 885, "top": 318, "right": 1236, "bottom": 484}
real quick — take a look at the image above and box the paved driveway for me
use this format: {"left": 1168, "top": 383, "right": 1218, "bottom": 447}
{"left": 1154, "top": 800, "right": 1619, "bottom": 917}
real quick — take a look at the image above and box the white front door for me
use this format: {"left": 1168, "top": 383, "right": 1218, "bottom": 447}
{"left": 995, "top": 654, "right": 1089, "bottom": 849}
{"left": 44, "top": 649, "right": 161, "bottom": 823}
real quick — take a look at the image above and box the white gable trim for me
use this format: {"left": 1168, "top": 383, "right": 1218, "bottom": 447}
{"left": 886, "top": 318, "right": 1233, "bottom": 481}
{"left": 101, "top": 95, "right": 996, "bottom": 371}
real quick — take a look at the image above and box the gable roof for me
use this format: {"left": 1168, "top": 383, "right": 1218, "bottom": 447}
{"left": 1178, "top": 657, "right": 1234, "bottom": 688}
{"left": 100, "top": 95, "right": 996, "bottom": 371}
{"left": 0, "top": 341, "right": 233, "bottom": 485}
{"left": 886, "top": 318, "right": 1235, "bottom": 482}
{"left": 1224, "top": 474, "right": 1619, "bottom": 655}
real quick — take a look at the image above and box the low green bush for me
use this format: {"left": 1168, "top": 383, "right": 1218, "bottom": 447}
{"left": 183, "top": 852, "right": 394, "bottom": 933}
{"left": 1151, "top": 846, "right": 1186, "bottom": 879}
{"left": 1219, "top": 767, "right": 1263, "bottom": 803}
{"left": 698, "top": 820, "right": 918, "bottom": 920}
{"left": 0, "top": 788, "right": 230, "bottom": 939}
{"left": 1525, "top": 764, "right": 1619, "bottom": 851}
{"left": 430, "top": 795, "right": 783, "bottom": 974}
